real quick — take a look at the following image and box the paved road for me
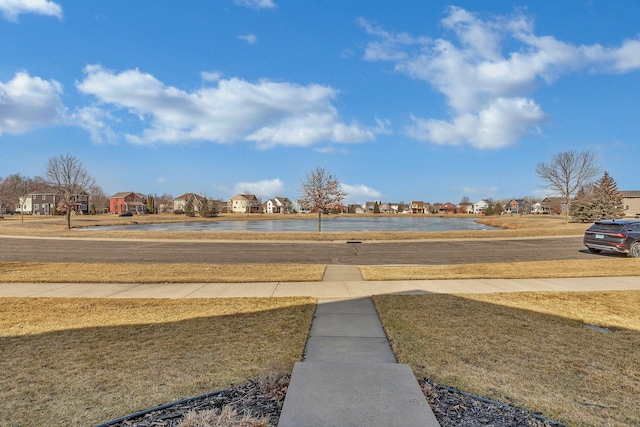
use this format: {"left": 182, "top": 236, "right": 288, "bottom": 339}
{"left": 0, "top": 236, "right": 596, "bottom": 265}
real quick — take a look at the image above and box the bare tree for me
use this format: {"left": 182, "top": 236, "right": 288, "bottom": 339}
{"left": 89, "top": 184, "right": 109, "bottom": 214}
{"left": 0, "top": 174, "right": 43, "bottom": 220}
{"left": 45, "top": 154, "right": 96, "bottom": 229}
{"left": 536, "top": 150, "right": 600, "bottom": 224}
{"left": 298, "top": 167, "right": 346, "bottom": 232}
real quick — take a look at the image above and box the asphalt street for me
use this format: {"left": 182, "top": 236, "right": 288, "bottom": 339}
{"left": 0, "top": 236, "right": 597, "bottom": 265}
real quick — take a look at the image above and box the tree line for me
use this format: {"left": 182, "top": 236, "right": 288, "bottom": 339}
{"left": 0, "top": 151, "right": 627, "bottom": 231}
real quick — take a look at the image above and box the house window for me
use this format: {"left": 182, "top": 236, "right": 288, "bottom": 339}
{"left": 42, "top": 195, "right": 46, "bottom": 200}
{"left": 34, "top": 204, "right": 39, "bottom": 211}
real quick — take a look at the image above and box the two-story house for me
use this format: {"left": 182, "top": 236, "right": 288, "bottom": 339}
{"left": 410, "top": 201, "right": 430, "bottom": 214}
{"left": 173, "top": 193, "right": 205, "bottom": 213}
{"left": 474, "top": 199, "right": 491, "bottom": 214}
{"left": 110, "top": 192, "right": 147, "bottom": 214}
{"left": 229, "top": 194, "right": 260, "bottom": 213}
{"left": 29, "top": 187, "right": 60, "bottom": 215}
{"left": 504, "top": 199, "right": 533, "bottom": 214}
{"left": 540, "top": 197, "right": 566, "bottom": 215}
{"left": 264, "top": 197, "right": 293, "bottom": 214}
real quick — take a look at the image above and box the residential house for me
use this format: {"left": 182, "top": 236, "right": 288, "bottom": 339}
{"left": 347, "top": 204, "right": 365, "bottom": 214}
{"left": 458, "top": 202, "right": 474, "bottom": 214}
{"left": 621, "top": 191, "right": 640, "bottom": 217}
{"left": 173, "top": 193, "right": 205, "bottom": 214}
{"left": 473, "top": 199, "right": 490, "bottom": 214}
{"left": 28, "top": 187, "right": 59, "bottom": 215}
{"left": 378, "top": 202, "right": 399, "bottom": 213}
{"left": 540, "top": 197, "right": 566, "bottom": 215}
{"left": 229, "top": 194, "right": 261, "bottom": 213}
{"left": 532, "top": 202, "right": 543, "bottom": 214}
{"left": 110, "top": 192, "right": 147, "bottom": 214}
{"left": 504, "top": 199, "right": 533, "bottom": 214}
{"left": 264, "top": 197, "right": 293, "bottom": 214}
{"left": 16, "top": 195, "right": 33, "bottom": 214}
{"left": 439, "top": 202, "right": 457, "bottom": 214}
{"left": 22, "top": 187, "right": 90, "bottom": 215}
{"left": 410, "top": 201, "right": 430, "bottom": 214}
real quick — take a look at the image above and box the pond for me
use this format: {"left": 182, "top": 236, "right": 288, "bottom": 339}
{"left": 80, "top": 216, "right": 497, "bottom": 232}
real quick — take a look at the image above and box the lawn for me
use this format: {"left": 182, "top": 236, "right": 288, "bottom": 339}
{"left": 0, "top": 297, "right": 315, "bottom": 427}
{"left": 374, "top": 290, "right": 640, "bottom": 427}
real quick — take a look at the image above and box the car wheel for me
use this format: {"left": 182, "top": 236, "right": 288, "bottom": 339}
{"left": 587, "top": 247, "right": 602, "bottom": 254}
{"left": 629, "top": 242, "right": 640, "bottom": 258}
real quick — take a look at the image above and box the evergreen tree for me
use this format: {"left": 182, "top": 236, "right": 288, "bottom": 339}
{"left": 373, "top": 201, "right": 380, "bottom": 214}
{"left": 146, "top": 195, "right": 155, "bottom": 214}
{"left": 571, "top": 186, "right": 596, "bottom": 223}
{"left": 184, "top": 199, "right": 195, "bottom": 217}
{"left": 592, "top": 171, "right": 624, "bottom": 219}
{"left": 199, "top": 198, "right": 211, "bottom": 218}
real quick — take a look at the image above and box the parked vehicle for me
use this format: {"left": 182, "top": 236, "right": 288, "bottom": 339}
{"left": 118, "top": 211, "right": 134, "bottom": 217}
{"left": 583, "top": 219, "right": 640, "bottom": 258}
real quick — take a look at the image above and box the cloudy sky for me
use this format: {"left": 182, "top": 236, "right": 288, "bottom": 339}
{"left": 1, "top": 1, "right": 639, "bottom": 204}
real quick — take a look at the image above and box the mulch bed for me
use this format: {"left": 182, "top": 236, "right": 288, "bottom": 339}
{"left": 98, "top": 375, "right": 567, "bottom": 427}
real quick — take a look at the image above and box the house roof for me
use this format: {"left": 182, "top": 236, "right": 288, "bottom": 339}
{"left": 174, "top": 193, "right": 205, "bottom": 201}
{"left": 621, "top": 191, "right": 640, "bottom": 198}
{"left": 111, "top": 191, "right": 137, "bottom": 198}
{"left": 231, "top": 194, "right": 258, "bottom": 202}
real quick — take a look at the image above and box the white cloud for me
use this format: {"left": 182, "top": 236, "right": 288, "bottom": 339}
{"left": 0, "top": 0, "right": 62, "bottom": 21}
{"left": 76, "top": 65, "right": 376, "bottom": 148}
{"left": 0, "top": 71, "right": 64, "bottom": 135}
{"left": 407, "top": 97, "right": 545, "bottom": 149}
{"left": 70, "top": 106, "right": 117, "bottom": 144}
{"left": 234, "top": 0, "right": 275, "bottom": 9}
{"left": 238, "top": 34, "right": 257, "bottom": 45}
{"left": 361, "top": 7, "right": 640, "bottom": 149}
{"left": 231, "top": 178, "right": 284, "bottom": 199}
{"left": 200, "top": 71, "right": 223, "bottom": 82}
{"left": 341, "top": 183, "right": 383, "bottom": 204}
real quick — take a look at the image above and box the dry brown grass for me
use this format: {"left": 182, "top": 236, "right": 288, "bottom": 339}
{"left": 362, "top": 258, "right": 640, "bottom": 281}
{"left": 0, "top": 262, "right": 324, "bottom": 283}
{"left": 0, "top": 297, "right": 315, "bottom": 427}
{"left": 178, "top": 407, "right": 269, "bottom": 427}
{"left": 374, "top": 291, "right": 640, "bottom": 427}
{"left": 0, "top": 213, "right": 589, "bottom": 240}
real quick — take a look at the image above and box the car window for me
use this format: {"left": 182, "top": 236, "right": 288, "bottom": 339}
{"left": 594, "top": 223, "right": 625, "bottom": 232}
{"left": 628, "top": 224, "right": 640, "bottom": 233}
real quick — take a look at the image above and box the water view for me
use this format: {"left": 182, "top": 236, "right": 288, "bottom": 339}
{"left": 81, "top": 216, "right": 496, "bottom": 232}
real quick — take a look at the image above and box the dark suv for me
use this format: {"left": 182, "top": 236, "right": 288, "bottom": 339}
{"left": 583, "top": 219, "right": 640, "bottom": 258}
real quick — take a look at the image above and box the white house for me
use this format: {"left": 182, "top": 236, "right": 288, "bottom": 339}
{"left": 474, "top": 199, "right": 490, "bottom": 214}
{"left": 173, "top": 193, "right": 205, "bottom": 213}
{"left": 264, "top": 197, "right": 293, "bottom": 214}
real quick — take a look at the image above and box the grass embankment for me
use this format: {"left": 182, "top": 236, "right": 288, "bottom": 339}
{"left": 0, "top": 297, "right": 315, "bottom": 426}
{"left": 374, "top": 291, "right": 640, "bottom": 427}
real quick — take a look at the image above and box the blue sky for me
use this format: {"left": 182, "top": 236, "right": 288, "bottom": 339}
{"left": 1, "top": 1, "right": 639, "bottom": 205}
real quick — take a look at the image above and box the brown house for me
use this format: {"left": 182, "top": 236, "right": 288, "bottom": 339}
{"left": 110, "top": 192, "right": 147, "bottom": 214}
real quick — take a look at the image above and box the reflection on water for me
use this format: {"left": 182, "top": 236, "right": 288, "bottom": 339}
{"left": 80, "top": 216, "right": 496, "bottom": 232}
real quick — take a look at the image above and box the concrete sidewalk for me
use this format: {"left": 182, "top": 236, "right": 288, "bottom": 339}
{"left": 1, "top": 275, "right": 639, "bottom": 299}
{"left": 278, "top": 297, "right": 440, "bottom": 426}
